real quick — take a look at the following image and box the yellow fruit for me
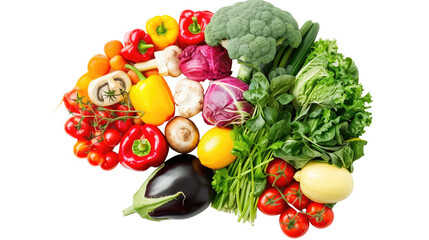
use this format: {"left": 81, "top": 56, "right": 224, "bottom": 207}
{"left": 294, "top": 161, "right": 353, "bottom": 203}
{"left": 197, "top": 127, "right": 236, "bottom": 169}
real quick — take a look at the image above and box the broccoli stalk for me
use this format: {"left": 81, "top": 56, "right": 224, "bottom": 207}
{"left": 204, "top": 0, "right": 302, "bottom": 82}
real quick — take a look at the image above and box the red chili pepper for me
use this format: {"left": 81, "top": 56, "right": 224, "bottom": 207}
{"left": 120, "top": 29, "right": 155, "bottom": 63}
{"left": 118, "top": 124, "right": 169, "bottom": 171}
{"left": 178, "top": 10, "right": 213, "bottom": 48}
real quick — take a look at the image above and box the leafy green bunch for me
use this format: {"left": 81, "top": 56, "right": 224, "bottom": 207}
{"left": 275, "top": 39, "right": 372, "bottom": 171}
{"left": 211, "top": 38, "right": 372, "bottom": 224}
{"left": 211, "top": 69, "right": 296, "bottom": 224}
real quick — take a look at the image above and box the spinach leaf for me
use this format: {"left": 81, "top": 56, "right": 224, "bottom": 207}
{"left": 249, "top": 72, "right": 270, "bottom": 91}
{"left": 262, "top": 106, "right": 278, "bottom": 125}
{"left": 243, "top": 89, "right": 270, "bottom": 106}
{"left": 270, "top": 74, "right": 295, "bottom": 98}
{"left": 246, "top": 114, "right": 265, "bottom": 132}
{"left": 277, "top": 93, "right": 294, "bottom": 105}
{"left": 268, "top": 120, "right": 288, "bottom": 141}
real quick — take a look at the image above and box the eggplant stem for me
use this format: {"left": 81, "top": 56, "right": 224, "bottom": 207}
{"left": 123, "top": 206, "right": 136, "bottom": 216}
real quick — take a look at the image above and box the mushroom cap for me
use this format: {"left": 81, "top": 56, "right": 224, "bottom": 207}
{"left": 174, "top": 78, "right": 204, "bottom": 118}
{"left": 164, "top": 45, "right": 182, "bottom": 77}
{"left": 87, "top": 71, "right": 132, "bottom": 106}
{"left": 165, "top": 116, "right": 199, "bottom": 153}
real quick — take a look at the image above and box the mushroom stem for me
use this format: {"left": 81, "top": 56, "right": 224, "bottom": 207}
{"left": 134, "top": 59, "right": 158, "bottom": 72}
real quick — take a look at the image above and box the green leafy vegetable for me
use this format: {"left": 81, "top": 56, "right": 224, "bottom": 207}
{"left": 211, "top": 38, "right": 372, "bottom": 225}
{"left": 274, "top": 39, "right": 372, "bottom": 171}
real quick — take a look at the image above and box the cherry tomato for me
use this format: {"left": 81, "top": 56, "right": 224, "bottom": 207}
{"left": 279, "top": 208, "right": 309, "bottom": 238}
{"left": 93, "top": 107, "right": 113, "bottom": 129}
{"left": 283, "top": 181, "right": 310, "bottom": 210}
{"left": 64, "top": 116, "right": 92, "bottom": 139}
{"left": 73, "top": 139, "right": 90, "bottom": 158}
{"left": 266, "top": 158, "right": 295, "bottom": 188}
{"left": 306, "top": 202, "right": 334, "bottom": 229}
{"left": 90, "top": 131, "right": 114, "bottom": 153}
{"left": 103, "top": 128, "right": 122, "bottom": 147}
{"left": 114, "top": 103, "right": 135, "bottom": 117}
{"left": 87, "top": 150, "right": 105, "bottom": 166}
{"left": 101, "top": 151, "right": 119, "bottom": 170}
{"left": 257, "top": 187, "right": 287, "bottom": 215}
{"left": 114, "top": 119, "right": 133, "bottom": 134}
{"left": 63, "top": 88, "right": 82, "bottom": 114}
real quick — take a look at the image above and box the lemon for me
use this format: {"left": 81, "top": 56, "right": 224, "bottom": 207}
{"left": 197, "top": 127, "right": 236, "bottom": 169}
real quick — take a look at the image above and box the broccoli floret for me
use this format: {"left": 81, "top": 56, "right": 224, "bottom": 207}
{"left": 205, "top": 0, "right": 301, "bottom": 65}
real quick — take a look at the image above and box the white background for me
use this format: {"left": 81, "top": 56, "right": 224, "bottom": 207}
{"left": 1, "top": 0, "right": 428, "bottom": 239}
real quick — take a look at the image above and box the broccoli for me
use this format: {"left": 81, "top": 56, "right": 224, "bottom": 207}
{"left": 204, "top": 0, "right": 301, "bottom": 81}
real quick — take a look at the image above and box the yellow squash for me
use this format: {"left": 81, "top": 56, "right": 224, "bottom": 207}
{"left": 294, "top": 161, "right": 353, "bottom": 203}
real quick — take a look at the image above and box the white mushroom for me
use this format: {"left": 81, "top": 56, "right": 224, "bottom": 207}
{"left": 87, "top": 71, "right": 132, "bottom": 106}
{"left": 174, "top": 78, "right": 204, "bottom": 118}
{"left": 134, "top": 45, "right": 182, "bottom": 77}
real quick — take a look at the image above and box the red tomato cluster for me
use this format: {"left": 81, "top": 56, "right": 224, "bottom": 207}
{"left": 257, "top": 158, "right": 335, "bottom": 238}
{"left": 63, "top": 89, "right": 140, "bottom": 170}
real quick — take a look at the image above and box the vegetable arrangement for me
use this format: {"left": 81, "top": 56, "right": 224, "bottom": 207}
{"left": 61, "top": 0, "right": 372, "bottom": 238}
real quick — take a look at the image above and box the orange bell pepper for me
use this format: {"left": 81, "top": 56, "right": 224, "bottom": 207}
{"left": 75, "top": 72, "right": 102, "bottom": 102}
{"left": 146, "top": 15, "right": 179, "bottom": 50}
{"left": 125, "top": 64, "right": 174, "bottom": 126}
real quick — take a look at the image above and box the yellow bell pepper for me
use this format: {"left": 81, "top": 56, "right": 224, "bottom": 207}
{"left": 146, "top": 15, "right": 179, "bottom": 50}
{"left": 125, "top": 64, "right": 174, "bottom": 126}
{"left": 75, "top": 72, "right": 101, "bottom": 103}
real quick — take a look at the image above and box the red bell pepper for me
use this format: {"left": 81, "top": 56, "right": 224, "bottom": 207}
{"left": 178, "top": 10, "right": 213, "bottom": 48}
{"left": 118, "top": 124, "right": 169, "bottom": 171}
{"left": 120, "top": 29, "right": 155, "bottom": 63}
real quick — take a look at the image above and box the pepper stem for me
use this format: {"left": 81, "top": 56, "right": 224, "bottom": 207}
{"left": 132, "top": 137, "right": 152, "bottom": 157}
{"left": 138, "top": 40, "right": 154, "bottom": 54}
{"left": 125, "top": 64, "right": 146, "bottom": 81}
{"left": 156, "top": 22, "right": 168, "bottom": 36}
{"left": 188, "top": 17, "right": 201, "bottom": 34}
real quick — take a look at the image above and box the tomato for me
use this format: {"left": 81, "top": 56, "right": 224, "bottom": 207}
{"left": 93, "top": 108, "right": 113, "bottom": 129}
{"left": 306, "top": 202, "right": 334, "bottom": 229}
{"left": 257, "top": 187, "right": 287, "bottom": 215}
{"left": 64, "top": 116, "right": 92, "bottom": 139}
{"left": 279, "top": 208, "right": 309, "bottom": 238}
{"left": 197, "top": 127, "right": 236, "bottom": 169}
{"left": 90, "top": 131, "right": 114, "bottom": 153}
{"left": 114, "top": 103, "right": 135, "bottom": 117}
{"left": 73, "top": 139, "right": 90, "bottom": 158}
{"left": 87, "top": 150, "right": 105, "bottom": 166}
{"left": 63, "top": 88, "right": 83, "bottom": 114}
{"left": 103, "top": 128, "right": 122, "bottom": 147}
{"left": 283, "top": 181, "right": 310, "bottom": 210}
{"left": 114, "top": 119, "right": 133, "bottom": 134}
{"left": 266, "top": 158, "right": 295, "bottom": 188}
{"left": 101, "top": 151, "right": 119, "bottom": 170}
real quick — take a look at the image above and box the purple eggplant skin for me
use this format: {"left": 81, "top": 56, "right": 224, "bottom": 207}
{"left": 145, "top": 154, "right": 214, "bottom": 220}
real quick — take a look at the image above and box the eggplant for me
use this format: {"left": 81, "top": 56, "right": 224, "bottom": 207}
{"left": 123, "top": 154, "right": 214, "bottom": 221}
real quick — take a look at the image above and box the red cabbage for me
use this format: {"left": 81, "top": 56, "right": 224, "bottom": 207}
{"left": 203, "top": 77, "right": 254, "bottom": 127}
{"left": 178, "top": 45, "right": 232, "bottom": 81}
